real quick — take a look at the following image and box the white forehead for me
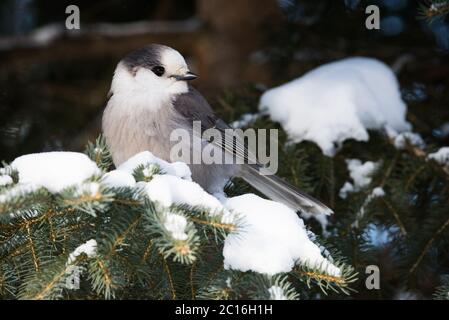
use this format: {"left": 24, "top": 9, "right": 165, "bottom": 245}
{"left": 160, "top": 47, "right": 188, "bottom": 73}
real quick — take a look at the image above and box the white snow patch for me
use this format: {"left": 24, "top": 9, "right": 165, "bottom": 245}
{"left": 74, "top": 182, "right": 101, "bottom": 197}
{"left": 339, "top": 182, "right": 355, "bottom": 199}
{"left": 11, "top": 152, "right": 100, "bottom": 193}
{"left": 268, "top": 285, "right": 288, "bottom": 300}
{"left": 428, "top": 147, "right": 449, "bottom": 166}
{"left": 370, "top": 187, "right": 386, "bottom": 198}
{"left": 259, "top": 57, "right": 411, "bottom": 156}
{"left": 230, "top": 113, "right": 260, "bottom": 128}
{"left": 164, "top": 213, "right": 188, "bottom": 241}
{"left": 222, "top": 194, "right": 340, "bottom": 276}
{"left": 0, "top": 175, "right": 13, "bottom": 187}
{"left": 144, "top": 174, "right": 231, "bottom": 220}
{"left": 392, "top": 131, "right": 425, "bottom": 150}
{"left": 0, "top": 184, "right": 38, "bottom": 203}
{"left": 102, "top": 170, "right": 136, "bottom": 188}
{"left": 225, "top": 277, "right": 232, "bottom": 288}
{"left": 339, "top": 159, "right": 379, "bottom": 198}
{"left": 117, "top": 151, "right": 191, "bottom": 180}
{"left": 142, "top": 165, "right": 159, "bottom": 178}
{"left": 346, "top": 159, "right": 379, "bottom": 188}
{"left": 67, "top": 239, "right": 97, "bottom": 265}
{"left": 300, "top": 211, "right": 329, "bottom": 236}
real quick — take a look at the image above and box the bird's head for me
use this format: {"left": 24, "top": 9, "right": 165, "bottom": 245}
{"left": 110, "top": 44, "right": 197, "bottom": 100}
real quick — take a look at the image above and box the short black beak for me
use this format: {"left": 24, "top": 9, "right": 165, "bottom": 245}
{"left": 175, "top": 71, "right": 198, "bottom": 81}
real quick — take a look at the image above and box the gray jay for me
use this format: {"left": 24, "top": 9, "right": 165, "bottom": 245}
{"left": 102, "top": 44, "right": 332, "bottom": 215}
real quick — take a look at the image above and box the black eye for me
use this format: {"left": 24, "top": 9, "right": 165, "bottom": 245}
{"left": 152, "top": 66, "right": 165, "bottom": 77}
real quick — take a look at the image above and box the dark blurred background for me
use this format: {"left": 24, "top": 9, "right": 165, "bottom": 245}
{"left": 0, "top": 0, "right": 448, "bottom": 162}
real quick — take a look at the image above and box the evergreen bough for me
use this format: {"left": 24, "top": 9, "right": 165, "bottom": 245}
{"left": 0, "top": 136, "right": 357, "bottom": 300}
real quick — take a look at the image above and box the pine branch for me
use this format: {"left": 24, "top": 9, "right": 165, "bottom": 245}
{"left": 293, "top": 261, "right": 358, "bottom": 295}
{"left": 434, "top": 275, "right": 449, "bottom": 300}
{"left": 84, "top": 135, "right": 114, "bottom": 172}
{"left": 419, "top": 0, "right": 449, "bottom": 21}
{"left": 144, "top": 202, "right": 201, "bottom": 264}
{"left": 88, "top": 256, "right": 117, "bottom": 299}
{"left": 18, "top": 255, "right": 86, "bottom": 300}
{"left": 1, "top": 132, "right": 361, "bottom": 300}
{"left": 409, "top": 216, "right": 449, "bottom": 275}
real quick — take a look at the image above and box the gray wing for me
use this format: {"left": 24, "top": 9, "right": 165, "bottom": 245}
{"left": 173, "top": 86, "right": 256, "bottom": 164}
{"left": 172, "top": 86, "right": 333, "bottom": 216}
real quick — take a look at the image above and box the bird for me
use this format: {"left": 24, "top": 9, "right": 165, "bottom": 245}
{"left": 102, "top": 44, "right": 332, "bottom": 216}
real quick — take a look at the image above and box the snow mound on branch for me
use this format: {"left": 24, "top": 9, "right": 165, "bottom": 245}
{"left": 339, "top": 159, "right": 379, "bottom": 199}
{"left": 259, "top": 57, "right": 411, "bottom": 156}
{"left": 0, "top": 175, "right": 13, "bottom": 186}
{"left": 428, "top": 147, "right": 449, "bottom": 165}
{"left": 102, "top": 170, "right": 136, "bottom": 188}
{"left": 268, "top": 286, "right": 288, "bottom": 300}
{"left": 144, "top": 174, "right": 230, "bottom": 218}
{"left": 347, "top": 159, "right": 379, "bottom": 188}
{"left": 67, "top": 239, "right": 97, "bottom": 264}
{"left": 5, "top": 149, "right": 341, "bottom": 279}
{"left": 230, "top": 113, "right": 260, "bottom": 128}
{"left": 117, "top": 151, "right": 191, "bottom": 180}
{"left": 11, "top": 152, "right": 101, "bottom": 193}
{"left": 140, "top": 163, "right": 339, "bottom": 277}
{"left": 222, "top": 194, "right": 340, "bottom": 276}
{"left": 163, "top": 212, "right": 188, "bottom": 240}
{"left": 387, "top": 129, "right": 425, "bottom": 150}
{"left": 0, "top": 184, "right": 38, "bottom": 204}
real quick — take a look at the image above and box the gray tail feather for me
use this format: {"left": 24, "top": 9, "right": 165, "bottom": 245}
{"left": 239, "top": 165, "right": 333, "bottom": 216}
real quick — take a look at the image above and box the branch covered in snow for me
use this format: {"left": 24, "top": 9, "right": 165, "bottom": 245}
{"left": 0, "top": 136, "right": 356, "bottom": 299}
{"left": 260, "top": 57, "right": 411, "bottom": 157}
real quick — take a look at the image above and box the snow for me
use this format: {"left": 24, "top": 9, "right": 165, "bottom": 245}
{"left": 3, "top": 149, "right": 342, "bottom": 279}
{"left": 370, "top": 187, "right": 386, "bottom": 198}
{"left": 67, "top": 239, "right": 97, "bottom": 264}
{"left": 339, "top": 159, "right": 379, "bottom": 198}
{"left": 393, "top": 132, "right": 425, "bottom": 150}
{"left": 142, "top": 165, "right": 159, "bottom": 179}
{"left": 11, "top": 152, "right": 101, "bottom": 193}
{"left": 144, "top": 174, "right": 230, "bottom": 219}
{"left": 428, "top": 147, "right": 449, "bottom": 166}
{"left": 135, "top": 161, "right": 339, "bottom": 277}
{"left": 163, "top": 213, "right": 188, "bottom": 240}
{"left": 259, "top": 57, "right": 411, "bottom": 156}
{"left": 222, "top": 194, "right": 340, "bottom": 276}
{"left": 339, "top": 182, "right": 355, "bottom": 199}
{"left": 101, "top": 170, "right": 136, "bottom": 188}
{"left": 117, "top": 151, "right": 191, "bottom": 180}
{"left": 0, "top": 175, "right": 13, "bottom": 187}
{"left": 347, "top": 159, "right": 378, "bottom": 188}
{"left": 0, "top": 184, "right": 38, "bottom": 203}
{"left": 230, "top": 113, "right": 260, "bottom": 128}
{"left": 268, "top": 285, "right": 288, "bottom": 300}
{"left": 300, "top": 211, "right": 329, "bottom": 236}
{"left": 74, "top": 182, "right": 101, "bottom": 197}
